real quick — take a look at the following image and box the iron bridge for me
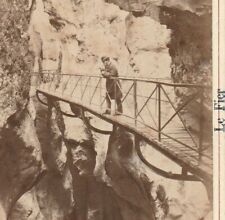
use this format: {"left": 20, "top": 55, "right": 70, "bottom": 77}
{"left": 32, "top": 71, "right": 212, "bottom": 187}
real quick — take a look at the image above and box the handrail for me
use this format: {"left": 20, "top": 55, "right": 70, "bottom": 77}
{"left": 34, "top": 72, "right": 212, "bottom": 158}
{"left": 31, "top": 72, "right": 211, "bottom": 89}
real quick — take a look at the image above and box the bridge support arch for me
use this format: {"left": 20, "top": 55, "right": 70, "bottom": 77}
{"left": 133, "top": 135, "right": 200, "bottom": 182}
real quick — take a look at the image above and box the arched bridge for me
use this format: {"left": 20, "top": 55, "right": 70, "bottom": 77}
{"left": 32, "top": 71, "right": 212, "bottom": 186}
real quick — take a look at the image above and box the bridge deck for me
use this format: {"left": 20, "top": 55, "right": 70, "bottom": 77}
{"left": 37, "top": 87, "right": 212, "bottom": 182}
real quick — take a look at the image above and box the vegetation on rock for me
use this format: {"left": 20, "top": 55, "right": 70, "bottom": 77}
{"left": 0, "top": 0, "right": 33, "bottom": 119}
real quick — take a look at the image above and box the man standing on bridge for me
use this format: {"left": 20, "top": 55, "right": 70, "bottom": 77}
{"left": 100, "top": 56, "right": 123, "bottom": 115}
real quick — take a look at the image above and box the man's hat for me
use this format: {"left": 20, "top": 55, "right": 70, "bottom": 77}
{"left": 101, "top": 56, "right": 109, "bottom": 62}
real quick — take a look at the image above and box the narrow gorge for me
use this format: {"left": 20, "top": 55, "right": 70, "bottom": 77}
{"left": 0, "top": 0, "right": 212, "bottom": 220}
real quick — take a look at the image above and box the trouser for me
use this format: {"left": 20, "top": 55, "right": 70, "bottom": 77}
{"left": 106, "top": 94, "right": 123, "bottom": 113}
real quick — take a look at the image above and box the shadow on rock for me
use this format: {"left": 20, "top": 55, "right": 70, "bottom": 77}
{"left": 0, "top": 104, "right": 46, "bottom": 220}
{"left": 105, "top": 127, "right": 156, "bottom": 220}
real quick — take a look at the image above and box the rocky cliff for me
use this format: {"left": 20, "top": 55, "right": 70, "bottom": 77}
{"left": 0, "top": 1, "right": 45, "bottom": 219}
{"left": 0, "top": 0, "right": 212, "bottom": 219}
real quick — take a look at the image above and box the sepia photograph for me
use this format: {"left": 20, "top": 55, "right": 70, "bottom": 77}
{"left": 0, "top": 0, "right": 222, "bottom": 219}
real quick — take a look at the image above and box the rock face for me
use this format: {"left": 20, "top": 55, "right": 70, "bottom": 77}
{"left": 159, "top": 6, "right": 211, "bottom": 93}
{"left": 125, "top": 13, "right": 171, "bottom": 78}
{"left": 1, "top": 0, "right": 212, "bottom": 219}
{"left": 9, "top": 190, "right": 44, "bottom": 220}
{"left": 159, "top": 6, "right": 212, "bottom": 143}
{"left": 105, "top": 127, "right": 156, "bottom": 220}
{"left": 33, "top": 100, "right": 74, "bottom": 220}
{"left": 0, "top": 0, "right": 33, "bottom": 127}
{"left": 0, "top": 1, "right": 46, "bottom": 219}
{"left": 107, "top": 0, "right": 211, "bottom": 15}
{"left": 10, "top": 99, "right": 73, "bottom": 220}
{"left": 0, "top": 106, "right": 45, "bottom": 220}
{"left": 29, "top": 0, "right": 171, "bottom": 79}
{"left": 63, "top": 113, "right": 159, "bottom": 220}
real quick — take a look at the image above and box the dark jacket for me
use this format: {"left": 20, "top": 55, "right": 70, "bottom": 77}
{"left": 102, "top": 63, "right": 122, "bottom": 99}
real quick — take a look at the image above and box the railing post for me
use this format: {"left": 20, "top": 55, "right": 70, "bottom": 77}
{"left": 89, "top": 76, "right": 91, "bottom": 105}
{"left": 55, "top": 73, "right": 58, "bottom": 90}
{"left": 80, "top": 76, "right": 83, "bottom": 100}
{"left": 133, "top": 80, "right": 137, "bottom": 126}
{"left": 49, "top": 73, "right": 55, "bottom": 91}
{"left": 158, "top": 84, "right": 161, "bottom": 141}
{"left": 199, "top": 88, "right": 204, "bottom": 160}
{"left": 113, "top": 78, "right": 117, "bottom": 115}
{"left": 99, "top": 77, "right": 102, "bottom": 109}
{"left": 47, "top": 72, "right": 50, "bottom": 90}
{"left": 62, "top": 75, "right": 71, "bottom": 96}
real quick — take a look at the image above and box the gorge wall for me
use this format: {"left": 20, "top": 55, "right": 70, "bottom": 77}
{"left": 0, "top": 0, "right": 212, "bottom": 220}
{"left": 0, "top": 1, "right": 45, "bottom": 219}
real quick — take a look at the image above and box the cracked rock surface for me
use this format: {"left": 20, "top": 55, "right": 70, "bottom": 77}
{"left": 1, "top": 0, "right": 212, "bottom": 219}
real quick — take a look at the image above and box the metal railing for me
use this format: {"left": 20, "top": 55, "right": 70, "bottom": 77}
{"left": 32, "top": 71, "right": 212, "bottom": 160}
